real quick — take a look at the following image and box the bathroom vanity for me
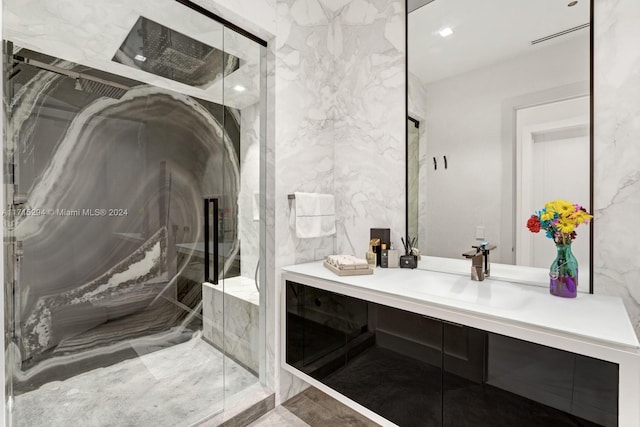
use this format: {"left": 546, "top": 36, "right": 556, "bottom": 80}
{"left": 281, "top": 261, "right": 640, "bottom": 427}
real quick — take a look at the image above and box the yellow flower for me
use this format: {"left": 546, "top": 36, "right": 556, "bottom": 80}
{"left": 544, "top": 201, "right": 558, "bottom": 213}
{"left": 553, "top": 200, "right": 575, "bottom": 217}
{"left": 541, "top": 210, "right": 555, "bottom": 221}
{"left": 557, "top": 217, "right": 576, "bottom": 233}
{"left": 570, "top": 211, "right": 593, "bottom": 225}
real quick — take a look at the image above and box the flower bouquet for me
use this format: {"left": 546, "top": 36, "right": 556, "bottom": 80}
{"left": 526, "top": 199, "right": 592, "bottom": 298}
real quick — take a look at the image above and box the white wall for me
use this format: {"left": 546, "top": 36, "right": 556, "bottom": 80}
{"left": 418, "top": 35, "right": 589, "bottom": 263}
{"left": 593, "top": 0, "right": 640, "bottom": 337}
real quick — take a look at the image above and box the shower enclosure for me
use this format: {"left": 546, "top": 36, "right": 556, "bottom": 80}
{"left": 2, "top": 1, "right": 267, "bottom": 425}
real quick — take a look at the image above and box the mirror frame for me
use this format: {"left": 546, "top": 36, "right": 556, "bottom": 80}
{"left": 405, "top": 0, "right": 595, "bottom": 293}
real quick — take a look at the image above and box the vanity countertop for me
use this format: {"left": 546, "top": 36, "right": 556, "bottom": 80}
{"left": 282, "top": 261, "right": 640, "bottom": 351}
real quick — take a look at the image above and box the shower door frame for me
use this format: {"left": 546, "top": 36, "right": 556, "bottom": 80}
{"left": 2, "top": 0, "right": 270, "bottom": 424}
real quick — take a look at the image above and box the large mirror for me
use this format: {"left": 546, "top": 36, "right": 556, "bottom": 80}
{"left": 407, "top": 0, "right": 592, "bottom": 289}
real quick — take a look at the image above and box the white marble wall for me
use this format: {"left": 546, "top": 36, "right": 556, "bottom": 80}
{"left": 272, "top": 0, "right": 337, "bottom": 403}
{"left": 202, "top": 280, "right": 260, "bottom": 374}
{"left": 270, "top": 0, "right": 406, "bottom": 403}
{"left": 334, "top": 0, "right": 406, "bottom": 257}
{"left": 593, "top": 0, "right": 640, "bottom": 337}
{"left": 239, "top": 103, "right": 261, "bottom": 279}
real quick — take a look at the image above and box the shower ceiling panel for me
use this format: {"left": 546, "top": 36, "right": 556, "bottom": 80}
{"left": 3, "top": 0, "right": 260, "bottom": 109}
{"left": 113, "top": 17, "right": 240, "bottom": 88}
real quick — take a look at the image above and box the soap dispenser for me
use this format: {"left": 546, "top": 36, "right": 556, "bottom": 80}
{"left": 380, "top": 243, "right": 389, "bottom": 268}
{"left": 366, "top": 240, "right": 377, "bottom": 268}
{"left": 388, "top": 242, "right": 399, "bottom": 268}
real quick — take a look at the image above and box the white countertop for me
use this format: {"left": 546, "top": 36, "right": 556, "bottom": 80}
{"left": 282, "top": 261, "right": 639, "bottom": 351}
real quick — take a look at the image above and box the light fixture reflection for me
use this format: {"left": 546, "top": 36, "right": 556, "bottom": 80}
{"left": 439, "top": 27, "right": 453, "bottom": 37}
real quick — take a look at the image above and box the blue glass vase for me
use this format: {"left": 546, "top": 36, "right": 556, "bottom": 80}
{"left": 549, "top": 243, "right": 578, "bottom": 298}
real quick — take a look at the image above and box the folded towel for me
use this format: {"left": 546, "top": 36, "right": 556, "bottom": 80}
{"left": 326, "top": 255, "right": 369, "bottom": 270}
{"left": 290, "top": 192, "right": 336, "bottom": 238}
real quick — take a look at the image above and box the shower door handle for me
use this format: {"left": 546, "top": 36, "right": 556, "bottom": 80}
{"left": 204, "top": 197, "right": 219, "bottom": 285}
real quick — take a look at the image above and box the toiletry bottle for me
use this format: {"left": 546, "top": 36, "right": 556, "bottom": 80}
{"left": 388, "top": 242, "right": 399, "bottom": 268}
{"left": 380, "top": 243, "right": 389, "bottom": 268}
{"left": 366, "top": 241, "right": 376, "bottom": 268}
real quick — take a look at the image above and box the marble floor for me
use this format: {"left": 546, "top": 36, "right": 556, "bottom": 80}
{"left": 12, "top": 334, "right": 258, "bottom": 427}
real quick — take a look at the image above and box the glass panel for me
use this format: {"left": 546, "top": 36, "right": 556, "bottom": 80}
{"left": 3, "top": 0, "right": 267, "bottom": 423}
{"left": 443, "top": 327, "right": 618, "bottom": 427}
{"left": 220, "top": 24, "right": 264, "bottom": 405}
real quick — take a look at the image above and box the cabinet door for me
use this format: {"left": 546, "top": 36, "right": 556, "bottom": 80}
{"left": 329, "top": 303, "right": 444, "bottom": 427}
{"left": 443, "top": 326, "right": 618, "bottom": 427}
{"left": 285, "top": 281, "right": 348, "bottom": 381}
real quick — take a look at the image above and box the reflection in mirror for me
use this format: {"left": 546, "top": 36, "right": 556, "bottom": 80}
{"left": 407, "top": 117, "right": 420, "bottom": 242}
{"left": 407, "top": 0, "right": 592, "bottom": 289}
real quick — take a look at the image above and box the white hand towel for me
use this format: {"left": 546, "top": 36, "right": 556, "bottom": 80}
{"left": 291, "top": 192, "right": 336, "bottom": 238}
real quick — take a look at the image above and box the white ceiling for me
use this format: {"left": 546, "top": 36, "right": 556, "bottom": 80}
{"left": 3, "top": 0, "right": 262, "bottom": 109}
{"left": 409, "top": 0, "right": 590, "bottom": 85}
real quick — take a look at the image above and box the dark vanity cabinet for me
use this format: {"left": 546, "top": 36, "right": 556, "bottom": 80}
{"left": 285, "top": 281, "right": 619, "bottom": 427}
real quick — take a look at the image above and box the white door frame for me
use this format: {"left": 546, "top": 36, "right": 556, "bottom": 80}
{"left": 515, "top": 115, "right": 589, "bottom": 266}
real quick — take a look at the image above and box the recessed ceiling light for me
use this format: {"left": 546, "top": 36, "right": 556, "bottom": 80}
{"left": 568, "top": 1, "right": 578, "bottom": 6}
{"left": 134, "top": 54, "right": 147, "bottom": 62}
{"left": 439, "top": 27, "right": 453, "bottom": 38}
{"left": 233, "top": 85, "right": 246, "bottom": 92}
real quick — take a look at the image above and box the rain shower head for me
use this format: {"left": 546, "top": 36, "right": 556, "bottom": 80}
{"left": 74, "top": 77, "right": 128, "bottom": 100}
{"left": 13, "top": 55, "right": 130, "bottom": 100}
{"left": 112, "top": 16, "right": 239, "bottom": 88}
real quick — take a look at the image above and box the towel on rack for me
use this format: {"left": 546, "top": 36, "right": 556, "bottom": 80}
{"left": 290, "top": 192, "right": 336, "bottom": 238}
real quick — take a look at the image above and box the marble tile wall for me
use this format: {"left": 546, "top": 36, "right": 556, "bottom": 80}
{"left": 239, "top": 103, "right": 262, "bottom": 279}
{"left": 202, "top": 280, "right": 260, "bottom": 374}
{"left": 593, "top": 0, "right": 640, "bottom": 337}
{"left": 334, "top": 0, "right": 406, "bottom": 258}
{"left": 270, "top": 0, "right": 406, "bottom": 404}
{"left": 272, "top": 0, "right": 337, "bottom": 403}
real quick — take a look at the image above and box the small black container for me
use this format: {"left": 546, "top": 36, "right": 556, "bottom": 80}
{"left": 399, "top": 255, "right": 417, "bottom": 269}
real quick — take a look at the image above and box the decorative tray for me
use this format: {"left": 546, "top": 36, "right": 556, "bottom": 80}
{"left": 323, "top": 260, "right": 374, "bottom": 276}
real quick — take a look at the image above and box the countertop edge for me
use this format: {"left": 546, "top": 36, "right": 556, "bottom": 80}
{"left": 281, "top": 262, "right": 640, "bottom": 354}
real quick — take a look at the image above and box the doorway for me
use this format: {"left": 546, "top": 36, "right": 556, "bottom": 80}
{"left": 515, "top": 96, "right": 590, "bottom": 287}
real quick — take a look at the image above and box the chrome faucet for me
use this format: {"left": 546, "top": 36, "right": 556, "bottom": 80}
{"left": 462, "top": 241, "right": 497, "bottom": 281}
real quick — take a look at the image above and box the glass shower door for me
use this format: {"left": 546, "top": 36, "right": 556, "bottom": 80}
{"left": 2, "top": 1, "right": 266, "bottom": 424}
